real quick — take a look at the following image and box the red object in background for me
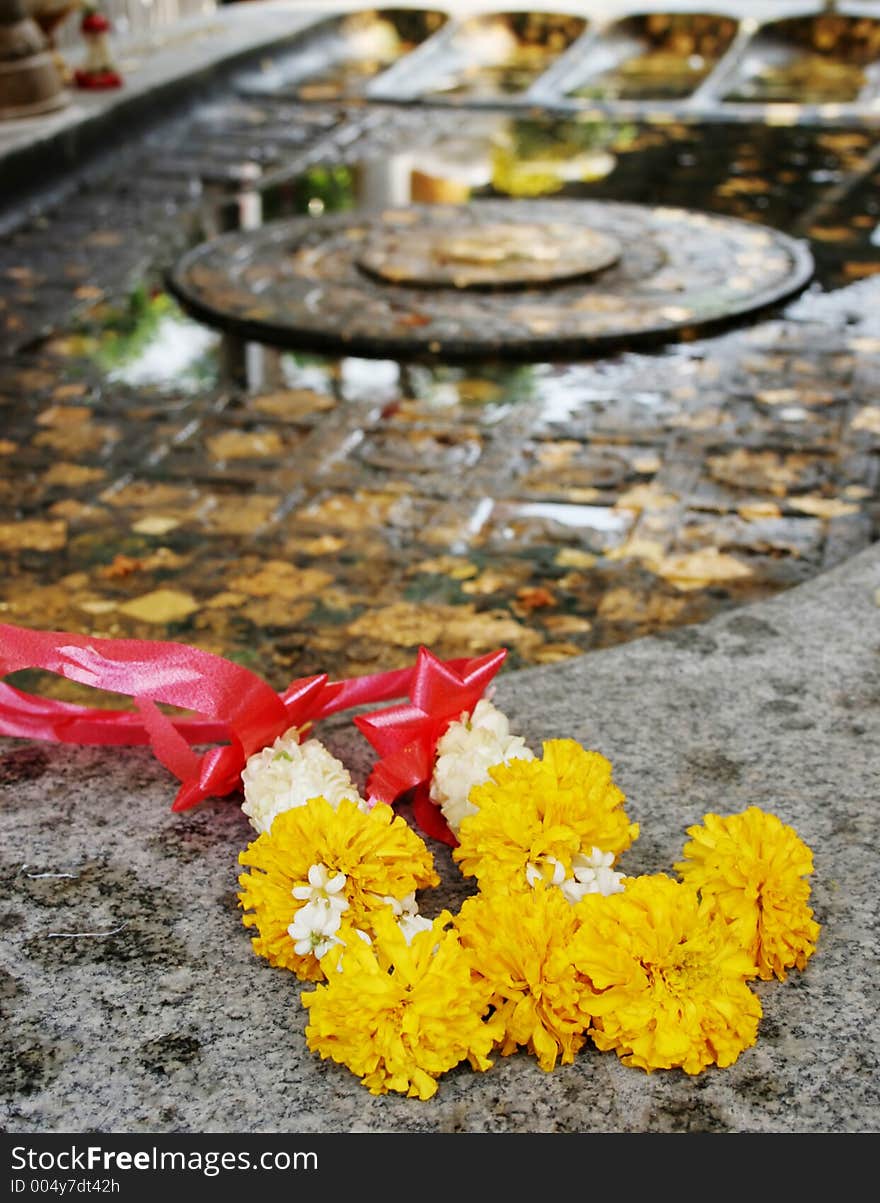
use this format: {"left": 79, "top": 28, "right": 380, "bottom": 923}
{"left": 74, "top": 7, "right": 123, "bottom": 90}
{"left": 73, "top": 69, "right": 122, "bottom": 90}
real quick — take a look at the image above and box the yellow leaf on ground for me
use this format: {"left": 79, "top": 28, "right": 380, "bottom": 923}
{"left": 0, "top": 519, "right": 67, "bottom": 551}
{"left": 285, "top": 534, "right": 347, "bottom": 557}
{"left": 737, "top": 501, "right": 783, "bottom": 521}
{"left": 118, "top": 589, "right": 200, "bottom": 624}
{"left": 615, "top": 484, "right": 679, "bottom": 512}
{"left": 199, "top": 495, "right": 279, "bottom": 535}
{"left": 345, "top": 602, "right": 542, "bottom": 656}
{"left": 605, "top": 536, "right": 666, "bottom": 567}
{"left": 532, "top": 642, "right": 583, "bottom": 663}
{"left": 788, "top": 496, "right": 859, "bottom": 519}
{"left": 44, "top": 463, "right": 106, "bottom": 487}
{"left": 205, "top": 591, "right": 248, "bottom": 610}
{"left": 206, "top": 430, "right": 285, "bottom": 461}
{"left": 412, "top": 556, "right": 478, "bottom": 580}
{"left": 34, "top": 425, "right": 118, "bottom": 455}
{"left": 554, "top": 548, "right": 596, "bottom": 569}
{"left": 131, "top": 515, "right": 182, "bottom": 536}
{"left": 227, "top": 561, "right": 332, "bottom": 599}
{"left": 541, "top": 614, "right": 592, "bottom": 635}
{"left": 36, "top": 405, "right": 91, "bottom": 427}
{"left": 657, "top": 548, "right": 753, "bottom": 591}
{"left": 850, "top": 407, "right": 880, "bottom": 434}
{"left": 241, "top": 599, "right": 313, "bottom": 627}
{"left": 78, "top": 598, "right": 119, "bottom": 615}
{"left": 252, "top": 389, "right": 335, "bottom": 420}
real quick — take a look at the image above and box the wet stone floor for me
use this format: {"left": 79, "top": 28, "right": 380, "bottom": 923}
{"left": 1, "top": 100, "right": 879, "bottom": 699}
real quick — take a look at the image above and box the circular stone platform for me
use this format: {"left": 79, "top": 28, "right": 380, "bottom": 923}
{"left": 167, "top": 199, "right": 814, "bottom": 361}
{"left": 357, "top": 220, "right": 621, "bottom": 288}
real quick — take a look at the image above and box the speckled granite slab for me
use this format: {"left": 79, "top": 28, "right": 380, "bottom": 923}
{"left": 2, "top": 539, "right": 878, "bottom": 1134}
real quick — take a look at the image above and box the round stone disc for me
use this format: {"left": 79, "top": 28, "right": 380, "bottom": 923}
{"left": 357, "top": 220, "right": 621, "bottom": 288}
{"left": 167, "top": 199, "right": 814, "bottom": 361}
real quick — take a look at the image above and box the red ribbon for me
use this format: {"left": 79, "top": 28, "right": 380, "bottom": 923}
{"left": 0, "top": 622, "right": 505, "bottom": 825}
{"left": 356, "top": 645, "right": 507, "bottom": 845}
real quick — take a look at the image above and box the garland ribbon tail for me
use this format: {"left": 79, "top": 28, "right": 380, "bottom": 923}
{"left": 0, "top": 622, "right": 291, "bottom": 807}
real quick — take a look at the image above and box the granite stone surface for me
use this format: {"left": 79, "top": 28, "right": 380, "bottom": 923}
{"left": 1, "top": 540, "right": 878, "bottom": 1134}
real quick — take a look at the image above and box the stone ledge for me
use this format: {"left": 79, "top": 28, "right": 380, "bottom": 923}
{"left": 1, "top": 539, "right": 878, "bottom": 1132}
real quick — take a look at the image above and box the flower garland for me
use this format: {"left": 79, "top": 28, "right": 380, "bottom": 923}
{"left": 237, "top": 699, "right": 820, "bottom": 1100}
{"left": 0, "top": 624, "right": 821, "bottom": 1101}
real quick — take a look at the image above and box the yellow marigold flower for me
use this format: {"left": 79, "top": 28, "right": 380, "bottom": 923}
{"left": 454, "top": 884, "right": 590, "bottom": 1071}
{"left": 238, "top": 797, "right": 439, "bottom": 981}
{"left": 675, "top": 806, "right": 820, "bottom": 981}
{"left": 453, "top": 738, "right": 638, "bottom": 894}
{"left": 302, "top": 908, "right": 501, "bottom": 1100}
{"left": 571, "top": 874, "right": 762, "bottom": 1075}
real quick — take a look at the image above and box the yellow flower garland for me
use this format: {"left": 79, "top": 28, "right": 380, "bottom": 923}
{"left": 237, "top": 730, "right": 821, "bottom": 1097}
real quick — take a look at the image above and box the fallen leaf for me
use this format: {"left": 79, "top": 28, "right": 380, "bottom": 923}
{"left": 118, "top": 589, "right": 200, "bottom": 624}
{"left": 253, "top": 389, "right": 335, "bottom": 420}
{"left": 99, "top": 555, "right": 144, "bottom": 579}
{"left": 605, "top": 536, "right": 667, "bottom": 567}
{"left": 597, "top": 587, "right": 690, "bottom": 624}
{"left": 554, "top": 548, "right": 596, "bottom": 569}
{"left": 227, "top": 561, "right": 332, "bottom": 599}
{"left": 657, "top": 548, "right": 753, "bottom": 591}
{"left": 241, "top": 598, "right": 313, "bottom": 627}
{"left": 44, "top": 463, "right": 106, "bottom": 487}
{"left": 843, "top": 263, "right": 880, "bottom": 279}
{"left": 541, "top": 614, "right": 592, "bottom": 635}
{"left": 707, "top": 449, "right": 818, "bottom": 496}
{"left": 199, "top": 495, "right": 279, "bottom": 535}
{"left": 131, "top": 515, "right": 182, "bottom": 536}
{"left": 615, "top": 484, "right": 679, "bottom": 512}
{"left": 513, "top": 586, "right": 556, "bottom": 614}
{"left": 850, "top": 407, "right": 880, "bottom": 434}
{"left": 285, "top": 534, "right": 347, "bottom": 556}
{"left": 411, "top": 556, "right": 478, "bottom": 580}
{"left": 103, "top": 482, "right": 191, "bottom": 509}
{"left": 206, "top": 430, "right": 285, "bottom": 460}
{"left": 737, "top": 501, "right": 783, "bottom": 521}
{"left": 37, "top": 405, "right": 91, "bottom": 427}
{"left": 459, "top": 570, "right": 507, "bottom": 596}
{"left": 77, "top": 598, "right": 119, "bottom": 615}
{"left": 532, "top": 642, "right": 583, "bottom": 663}
{"left": 0, "top": 519, "right": 67, "bottom": 551}
{"left": 787, "top": 496, "right": 859, "bottom": 519}
{"left": 34, "top": 424, "right": 119, "bottom": 455}
{"left": 52, "top": 383, "right": 88, "bottom": 400}
{"left": 205, "top": 591, "right": 248, "bottom": 610}
{"left": 0, "top": 440, "right": 17, "bottom": 455}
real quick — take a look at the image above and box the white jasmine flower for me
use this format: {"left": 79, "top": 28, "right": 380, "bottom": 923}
{"left": 429, "top": 698, "right": 534, "bottom": 834}
{"left": 376, "top": 890, "right": 433, "bottom": 944}
{"left": 525, "top": 848, "right": 624, "bottom": 903}
{"left": 292, "top": 863, "right": 350, "bottom": 915}
{"left": 559, "top": 848, "right": 625, "bottom": 904}
{"left": 378, "top": 890, "right": 417, "bottom": 917}
{"left": 397, "top": 911, "right": 434, "bottom": 945}
{"left": 287, "top": 899, "right": 346, "bottom": 959}
{"left": 526, "top": 856, "right": 566, "bottom": 888}
{"left": 241, "top": 731, "right": 365, "bottom": 834}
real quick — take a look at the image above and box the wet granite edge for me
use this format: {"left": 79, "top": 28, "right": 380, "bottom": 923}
{"left": 0, "top": 538, "right": 878, "bottom": 1134}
